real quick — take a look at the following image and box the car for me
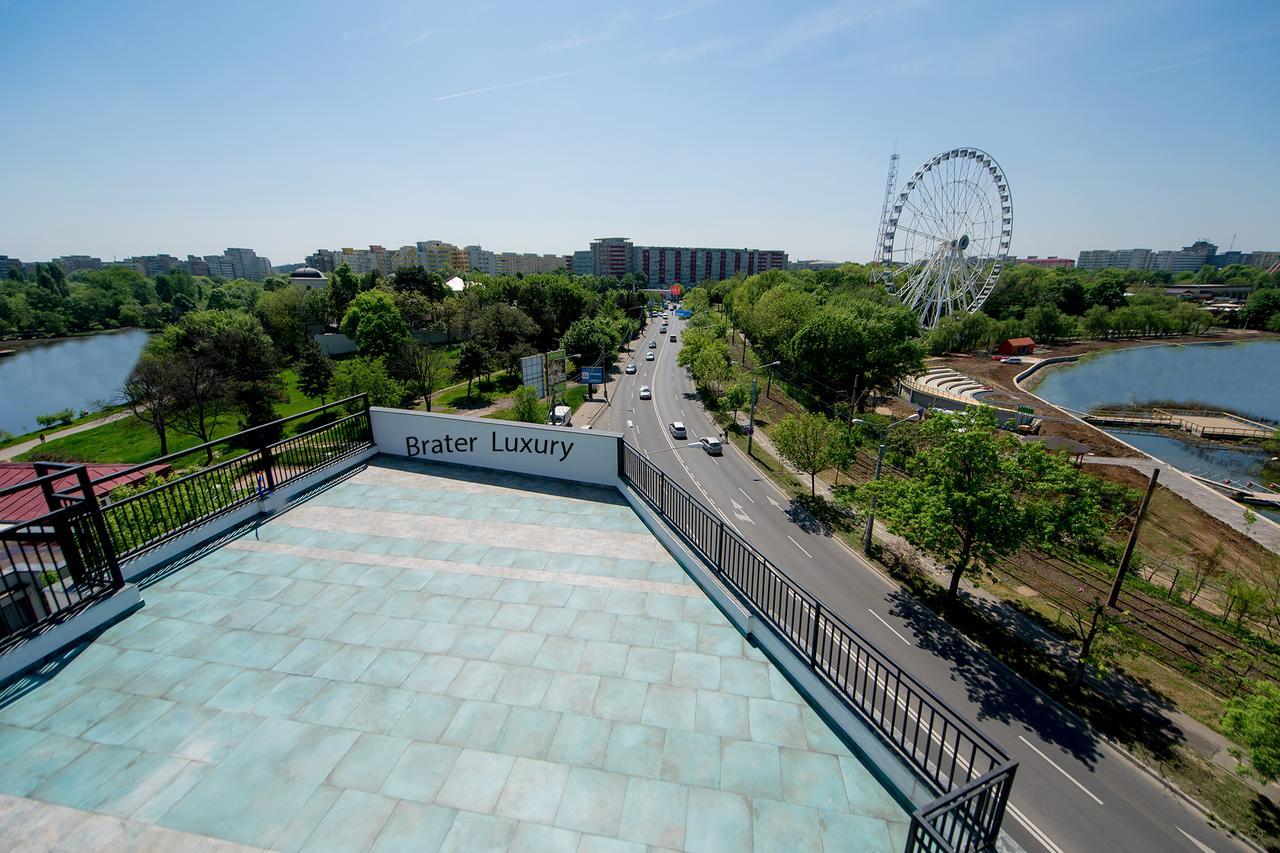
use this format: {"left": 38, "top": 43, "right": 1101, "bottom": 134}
{"left": 646, "top": 352, "right": 654, "bottom": 361}
{"left": 660, "top": 326, "right": 668, "bottom": 334}
{"left": 669, "top": 335, "right": 677, "bottom": 342}
{"left": 669, "top": 422, "right": 686, "bottom": 439}
{"left": 1001, "top": 356, "right": 1023, "bottom": 365}
{"left": 648, "top": 340, "right": 657, "bottom": 349}
{"left": 639, "top": 386, "right": 652, "bottom": 400}
{"left": 625, "top": 363, "right": 637, "bottom": 374}
{"left": 699, "top": 437, "right": 723, "bottom": 456}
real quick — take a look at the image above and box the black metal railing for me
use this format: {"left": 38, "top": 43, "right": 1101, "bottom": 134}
{"left": 94, "top": 396, "right": 373, "bottom": 561}
{"left": 0, "top": 464, "right": 124, "bottom": 655}
{"left": 619, "top": 441, "right": 1016, "bottom": 853}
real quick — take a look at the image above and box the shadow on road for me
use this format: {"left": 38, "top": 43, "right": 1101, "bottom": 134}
{"left": 884, "top": 578, "right": 1185, "bottom": 770}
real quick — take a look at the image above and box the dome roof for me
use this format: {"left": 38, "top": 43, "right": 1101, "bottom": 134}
{"left": 289, "top": 266, "right": 325, "bottom": 279}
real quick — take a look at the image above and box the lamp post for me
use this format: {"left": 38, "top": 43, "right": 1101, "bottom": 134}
{"left": 746, "top": 360, "right": 782, "bottom": 457}
{"left": 852, "top": 410, "right": 922, "bottom": 554}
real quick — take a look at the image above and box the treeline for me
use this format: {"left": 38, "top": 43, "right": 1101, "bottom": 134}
{"left": 118, "top": 263, "right": 647, "bottom": 457}
{"left": 932, "top": 262, "right": 1280, "bottom": 356}
{"left": 682, "top": 265, "right": 925, "bottom": 413}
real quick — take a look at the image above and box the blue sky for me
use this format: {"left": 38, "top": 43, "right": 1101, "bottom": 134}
{"left": 2, "top": 0, "right": 1277, "bottom": 264}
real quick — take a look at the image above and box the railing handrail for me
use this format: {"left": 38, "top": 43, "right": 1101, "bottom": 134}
{"left": 0, "top": 463, "right": 88, "bottom": 500}
{"left": 87, "top": 394, "right": 369, "bottom": 485}
{"left": 621, "top": 441, "right": 1008, "bottom": 767}
{"left": 619, "top": 440, "right": 1015, "bottom": 852}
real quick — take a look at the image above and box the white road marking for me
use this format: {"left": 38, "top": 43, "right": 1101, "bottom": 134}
{"left": 1175, "top": 827, "right": 1215, "bottom": 852}
{"left": 1017, "top": 736, "right": 1104, "bottom": 805}
{"left": 737, "top": 488, "right": 755, "bottom": 504}
{"left": 767, "top": 495, "right": 786, "bottom": 512}
{"left": 867, "top": 609, "right": 911, "bottom": 645}
{"left": 730, "top": 499, "right": 754, "bottom": 525}
{"left": 1006, "top": 804, "right": 1066, "bottom": 853}
{"left": 787, "top": 535, "right": 813, "bottom": 559}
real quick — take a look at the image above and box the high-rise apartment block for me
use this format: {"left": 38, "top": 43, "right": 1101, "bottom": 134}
{"left": 1075, "top": 239, "right": 1280, "bottom": 272}
{"left": 585, "top": 237, "right": 787, "bottom": 285}
{"left": 0, "top": 256, "right": 24, "bottom": 279}
{"left": 54, "top": 255, "right": 103, "bottom": 273}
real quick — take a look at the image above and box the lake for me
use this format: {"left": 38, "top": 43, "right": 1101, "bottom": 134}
{"left": 0, "top": 329, "right": 152, "bottom": 436}
{"left": 1029, "top": 339, "right": 1280, "bottom": 521}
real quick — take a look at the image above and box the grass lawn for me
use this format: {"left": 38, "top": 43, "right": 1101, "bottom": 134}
{"left": 17, "top": 368, "right": 329, "bottom": 466}
{"left": 434, "top": 372, "right": 519, "bottom": 413}
{"left": 484, "top": 383, "right": 590, "bottom": 422}
{"left": 0, "top": 406, "right": 127, "bottom": 450}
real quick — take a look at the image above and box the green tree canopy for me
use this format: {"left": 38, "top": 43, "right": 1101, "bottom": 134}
{"left": 789, "top": 302, "right": 924, "bottom": 410}
{"left": 341, "top": 290, "right": 411, "bottom": 359}
{"left": 772, "top": 412, "right": 837, "bottom": 495}
{"left": 331, "top": 356, "right": 406, "bottom": 408}
{"left": 1222, "top": 680, "right": 1280, "bottom": 784}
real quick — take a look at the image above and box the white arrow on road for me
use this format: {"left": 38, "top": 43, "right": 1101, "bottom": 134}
{"left": 767, "top": 495, "right": 787, "bottom": 513}
{"left": 730, "top": 498, "right": 754, "bottom": 525}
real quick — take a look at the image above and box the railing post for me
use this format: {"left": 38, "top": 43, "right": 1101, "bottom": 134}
{"left": 617, "top": 437, "right": 625, "bottom": 479}
{"left": 260, "top": 442, "right": 277, "bottom": 492}
{"left": 809, "top": 601, "right": 823, "bottom": 668}
{"left": 73, "top": 465, "right": 124, "bottom": 589}
{"left": 658, "top": 470, "right": 666, "bottom": 515}
{"left": 715, "top": 521, "right": 725, "bottom": 572}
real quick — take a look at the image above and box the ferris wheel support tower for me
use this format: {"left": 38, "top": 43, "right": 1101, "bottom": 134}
{"left": 871, "top": 146, "right": 899, "bottom": 282}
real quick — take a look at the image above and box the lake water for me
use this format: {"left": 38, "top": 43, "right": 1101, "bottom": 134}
{"left": 1030, "top": 340, "right": 1280, "bottom": 521}
{"left": 0, "top": 329, "right": 152, "bottom": 436}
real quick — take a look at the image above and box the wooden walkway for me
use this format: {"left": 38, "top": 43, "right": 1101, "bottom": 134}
{"left": 1083, "top": 407, "right": 1274, "bottom": 440}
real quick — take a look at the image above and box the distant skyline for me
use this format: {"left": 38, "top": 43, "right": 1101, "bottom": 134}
{"left": 2, "top": 0, "right": 1277, "bottom": 264}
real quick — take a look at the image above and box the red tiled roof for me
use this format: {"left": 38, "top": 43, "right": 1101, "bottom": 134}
{"left": 0, "top": 462, "right": 171, "bottom": 524}
{"left": 1003, "top": 337, "right": 1036, "bottom": 347}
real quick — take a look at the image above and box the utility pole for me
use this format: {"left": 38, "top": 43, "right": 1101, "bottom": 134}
{"left": 746, "top": 379, "right": 759, "bottom": 456}
{"left": 863, "top": 443, "right": 886, "bottom": 554}
{"left": 1109, "top": 467, "right": 1159, "bottom": 607}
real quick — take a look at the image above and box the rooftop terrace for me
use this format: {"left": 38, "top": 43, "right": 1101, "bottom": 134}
{"left": 0, "top": 458, "right": 908, "bottom": 851}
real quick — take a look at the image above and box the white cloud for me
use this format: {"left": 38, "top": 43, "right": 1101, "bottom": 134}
{"left": 535, "top": 9, "right": 638, "bottom": 55}
{"left": 433, "top": 66, "right": 602, "bottom": 102}
{"left": 759, "top": 0, "right": 926, "bottom": 63}
{"left": 404, "top": 29, "right": 433, "bottom": 46}
{"left": 657, "top": 0, "right": 720, "bottom": 22}
{"left": 657, "top": 36, "right": 738, "bottom": 64}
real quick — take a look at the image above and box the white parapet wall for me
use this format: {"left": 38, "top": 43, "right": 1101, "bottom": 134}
{"left": 369, "top": 407, "right": 624, "bottom": 487}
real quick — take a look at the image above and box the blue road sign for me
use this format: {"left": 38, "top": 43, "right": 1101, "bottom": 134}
{"left": 581, "top": 366, "right": 604, "bottom": 384}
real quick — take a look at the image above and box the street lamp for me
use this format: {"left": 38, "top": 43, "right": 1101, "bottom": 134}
{"left": 852, "top": 410, "right": 922, "bottom": 554}
{"left": 746, "top": 360, "right": 782, "bottom": 457}
{"left": 645, "top": 441, "right": 702, "bottom": 458}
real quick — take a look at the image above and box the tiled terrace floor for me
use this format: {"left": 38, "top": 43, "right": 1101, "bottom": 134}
{"left": 0, "top": 458, "right": 908, "bottom": 852}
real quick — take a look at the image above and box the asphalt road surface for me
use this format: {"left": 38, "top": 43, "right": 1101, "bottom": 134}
{"left": 597, "top": 312, "right": 1247, "bottom": 853}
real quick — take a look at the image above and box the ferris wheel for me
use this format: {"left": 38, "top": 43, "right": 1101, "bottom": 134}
{"left": 876, "top": 147, "right": 1012, "bottom": 328}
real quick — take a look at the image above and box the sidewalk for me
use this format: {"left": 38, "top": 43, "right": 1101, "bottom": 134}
{"left": 0, "top": 412, "right": 131, "bottom": 461}
{"left": 743, "top": 425, "right": 1280, "bottom": 804}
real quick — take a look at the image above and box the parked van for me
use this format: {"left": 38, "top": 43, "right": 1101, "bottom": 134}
{"left": 547, "top": 405, "right": 572, "bottom": 427}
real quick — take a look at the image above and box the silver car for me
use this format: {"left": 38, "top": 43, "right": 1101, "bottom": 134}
{"left": 639, "top": 386, "right": 652, "bottom": 400}
{"left": 700, "top": 437, "right": 723, "bottom": 456}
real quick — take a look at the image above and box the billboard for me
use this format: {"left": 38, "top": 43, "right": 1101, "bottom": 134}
{"left": 520, "top": 353, "right": 546, "bottom": 398}
{"left": 581, "top": 366, "right": 604, "bottom": 384}
{"left": 546, "top": 350, "right": 567, "bottom": 396}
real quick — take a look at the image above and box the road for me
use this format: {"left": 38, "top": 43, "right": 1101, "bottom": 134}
{"left": 599, "top": 312, "right": 1248, "bottom": 853}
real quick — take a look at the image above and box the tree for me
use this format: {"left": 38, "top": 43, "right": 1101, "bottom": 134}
{"left": 772, "top": 412, "right": 836, "bottom": 496}
{"left": 850, "top": 408, "right": 1118, "bottom": 597}
{"left": 392, "top": 267, "right": 447, "bottom": 300}
{"left": 1221, "top": 680, "right": 1280, "bottom": 784}
{"left": 331, "top": 357, "right": 406, "bottom": 408}
{"left": 341, "top": 290, "right": 411, "bottom": 360}
{"left": 457, "top": 340, "right": 489, "bottom": 399}
{"left": 1186, "top": 544, "right": 1227, "bottom": 604}
{"left": 255, "top": 285, "right": 326, "bottom": 358}
{"left": 1061, "top": 591, "right": 1132, "bottom": 690}
{"left": 328, "top": 264, "right": 360, "bottom": 322}
{"left": 297, "top": 339, "right": 333, "bottom": 404}
{"left": 469, "top": 303, "right": 539, "bottom": 375}
{"left": 560, "top": 315, "right": 622, "bottom": 369}
{"left": 122, "top": 352, "right": 181, "bottom": 456}
{"left": 510, "top": 385, "right": 548, "bottom": 424}
{"left": 394, "top": 339, "right": 451, "bottom": 411}
{"left": 722, "top": 382, "right": 749, "bottom": 428}
{"left": 789, "top": 302, "right": 924, "bottom": 411}
{"left": 827, "top": 419, "right": 863, "bottom": 485}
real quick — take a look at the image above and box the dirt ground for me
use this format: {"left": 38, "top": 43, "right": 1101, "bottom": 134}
{"left": 1090, "top": 463, "right": 1277, "bottom": 587}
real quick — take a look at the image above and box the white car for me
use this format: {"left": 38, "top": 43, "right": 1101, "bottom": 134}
{"left": 669, "top": 422, "right": 686, "bottom": 439}
{"left": 648, "top": 340, "right": 657, "bottom": 349}
{"left": 639, "top": 386, "right": 652, "bottom": 400}
{"left": 646, "top": 352, "right": 654, "bottom": 361}
{"left": 699, "top": 437, "right": 723, "bottom": 455}
{"left": 625, "top": 363, "right": 637, "bottom": 374}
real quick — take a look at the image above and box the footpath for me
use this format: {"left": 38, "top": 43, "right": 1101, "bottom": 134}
{"left": 0, "top": 412, "right": 131, "bottom": 461}
{"left": 744, "top": 424, "right": 1280, "bottom": 807}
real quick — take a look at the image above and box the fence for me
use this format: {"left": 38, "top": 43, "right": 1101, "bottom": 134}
{"left": 93, "top": 396, "right": 374, "bottom": 561}
{"left": 0, "top": 464, "right": 123, "bottom": 655}
{"left": 620, "top": 442, "right": 1015, "bottom": 853}
{"left": 1, "top": 398, "right": 374, "bottom": 657}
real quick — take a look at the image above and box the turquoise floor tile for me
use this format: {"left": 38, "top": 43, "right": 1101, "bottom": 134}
{"left": 748, "top": 697, "right": 808, "bottom": 749}
{"left": 440, "top": 700, "right": 510, "bottom": 750}
{"left": 603, "top": 723, "right": 664, "bottom": 779}
{"left": 660, "top": 729, "right": 721, "bottom": 788}
{"left": 509, "top": 822, "right": 579, "bottom": 853}
{"left": 343, "top": 687, "right": 415, "bottom": 735}
{"left": 161, "top": 717, "right": 359, "bottom": 847}
{"left": 301, "top": 789, "right": 397, "bottom": 853}
{"left": 721, "top": 739, "right": 782, "bottom": 799}
{"left": 817, "top": 810, "right": 895, "bottom": 853}
{"left": 371, "top": 801, "right": 456, "bottom": 853}
{"left": 272, "top": 784, "right": 341, "bottom": 852}
{"left": 438, "top": 811, "right": 517, "bottom": 853}
{"left": 80, "top": 695, "right": 174, "bottom": 745}
{"left": 753, "top": 798, "right": 824, "bottom": 853}
{"left": 495, "top": 756, "right": 570, "bottom": 824}
{"left": 617, "top": 776, "right": 688, "bottom": 849}
{"left": 296, "top": 682, "right": 373, "bottom": 728}
{"left": 207, "top": 670, "right": 286, "bottom": 713}
{"left": 592, "top": 678, "right": 646, "bottom": 724}
{"left": 326, "top": 736, "right": 415, "bottom": 795}
{"left": 390, "top": 693, "right": 461, "bottom": 742}
{"left": 380, "top": 741, "right": 460, "bottom": 803}
{"left": 256, "top": 676, "right": 326, "bottom": 718}
{"left": 685, "top": 787, "right": 752, "bottom": 853}
{"left": 780, "top": 748, "right": 849, "bottom": 811}
{"left": 162, "top": 662, "right": 242, "bottom": 705}
{"left": 35, "top": 687, "right": 132, "bottom": 738}
{"left": 553, "top": 767, "right": 628, "bottom": 837}
{"left": 493, "top": 707, "right": 561, "bottom": 760}
{"left": 547, "top": 713, "right": 612, "bottom": 769}
{"left": 0, "top": 731, "right": 89, "bottom": 796}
